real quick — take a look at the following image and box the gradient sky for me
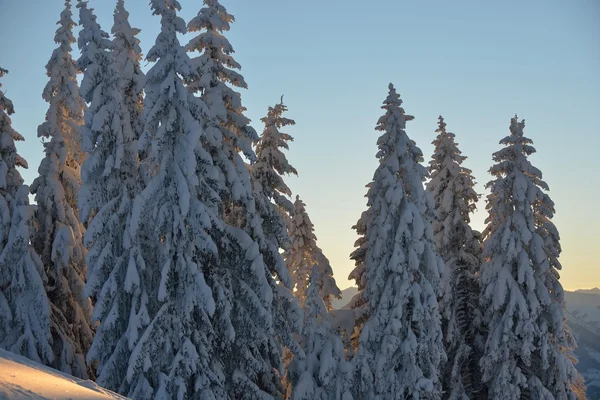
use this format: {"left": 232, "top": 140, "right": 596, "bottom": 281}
{"left": 0, "top": 0, "right": 598, "bottom": 290}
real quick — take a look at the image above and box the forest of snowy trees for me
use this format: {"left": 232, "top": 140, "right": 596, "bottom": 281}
{"left": 0, "top": 0, "right": 587, "bottom": 399}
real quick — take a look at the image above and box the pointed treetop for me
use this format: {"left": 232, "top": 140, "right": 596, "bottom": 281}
{"left": 113, "top": 0, "right": 142, "bottom": 45}
{"left": 54, "top": 0, "right": 76, "bottom": 47}
{"left": 190, "top": 0, "right": 234, "bottom": 33}
{"left": 437, "top": 115, "right": 446, "bottom": 131}
{"left": 380, "top": 83, "right": 415, "bottom": 124}
{"left": 77, "top": 1, "right": 112, "bottom": 77}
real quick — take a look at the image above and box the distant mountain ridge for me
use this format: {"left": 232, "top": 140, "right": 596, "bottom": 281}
{"left": 575, "top": 287, "right": 600, "bottom": 295}
{"left": 332, "top": 286, "right": 358, "bottom": 310}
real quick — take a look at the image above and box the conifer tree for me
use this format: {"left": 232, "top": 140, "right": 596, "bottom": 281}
{"left": 480, "top": 115, "right": 578, "bottom": 400}
{"left": 252, "top": 98, "right": 297, "bottom": 227}
{"left": 186, "top": 1, "right": 303, "bottom": 397}
{"left": 426, "top": 116, "right": 484, "bottom": 399}
{"left": 123, "top": 0, "right": 221, "bottom": 398}
{"left": 285, "top": 195, "right": 341, "bottom": 309}
{"left": 75, "top": 1, "right": 141, "bottom": 392}
{"left": 350, "top": 84, "right": 445, "bottom": 399}
{"left": 288, "top": 267, "right": 354, "bottom": 400}
{"left": 30, "top": 0, "right": 92, "bottom": 379}
{"left": 0, "top": 68, "right": 52, "bottom": 367}
{"left": 111, "top": 0, "right": 145, "bottom": 143}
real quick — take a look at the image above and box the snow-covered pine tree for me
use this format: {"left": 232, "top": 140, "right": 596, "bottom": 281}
{"left": 186, "top": 1, "right": 303, "bottom": 397}
{"left": 75, "top": 1, "right": 142, "bottom": 393}
{"left": 123, "top": 0, "right": 221, "bottom": 398}
{"left": 288, "top": 267, "right": 353, "bottom": 400}
{"left": 351, "top": 84, "right": 445, "bottom": 399}
{"left": 29, "top": 0, "right": 92, "bottom": 379}
{"left": 0, "top": 68, "right": 53, "bottom": 367}
{"left": 252, "top": 98, "right": 297, "bottom": 235}
{"left": 285, "top": 195, "right": 341, "bottom": 309}
{"left": 480, "top": 115, "right": 578, "bottom": 400}
{"left": 111, "top": 0, "right": 145, "bottom": 146}
{"left": 425, "top": 116, "right": 484, "bottom": 399}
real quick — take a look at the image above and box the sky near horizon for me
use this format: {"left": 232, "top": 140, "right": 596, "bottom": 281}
{"left": 0, "top": 0, "right": 598, "bottom": 290}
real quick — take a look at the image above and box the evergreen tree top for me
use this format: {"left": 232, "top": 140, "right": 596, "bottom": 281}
{"left": 146, "top": 0, "right": 190, "bottom": 67}
{"left": 37, "top": 0, "right": 85, "bottom": 166}
{"left": 54, "top": 0, "right": 77, "bottom": 48}
{"left": 113, "top": 0, "right": 142, "bottom": 46}
{"left": 77, "top": 0, "right": 111, "bottom": 53}
{"left": 254, "top": 98, "right": 297, "bottom": 198}
{"left": 429, "top": 115, "right": 466, "bottom": 166}
{"left": 186, "top": 0, "right": 244, "bottom": 82}
{"left": 0, "top": 68, "right": 27, "bottom": 191}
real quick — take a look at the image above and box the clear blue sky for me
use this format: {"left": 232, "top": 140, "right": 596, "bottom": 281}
{"left": 0, "top": 0, "right": 598, "bottom": 290}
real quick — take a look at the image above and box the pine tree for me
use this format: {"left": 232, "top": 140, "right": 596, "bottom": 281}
{"left": 426, "top": 116, "right": 484, "bottom": 399}
{"left": 288, "top": 267, "right": 354, "bottom": 400}
{"left": 186, "top": 1, "right": 303, "bottom": 397}
{"left": 185, "top": 0, "right": 257, "bottom": 166}
{"left": 351, "top": 84, "right": 445, "bottom": 399}
{"left": 75, "top": 1, "right": 140, "bottom": 392}
{"left": 123, "top": 0, "right": 220, "bottom": 398}
{"left": 111, "top": 0, "right": 145, "bottom": 143}
{"left": 252, "top": 98, "right": 297, "bottom": 231}
{"left": 285, "top": 195, "right": 341, "bottom": 309}
{"left": 29, "top": 0, "right": 92, "bottom": 379}
{"left": 0, "top": 68, "right": 52, "bottom": 367}
{"left": 480, "top": 115, "right": 578, "bottom": 400}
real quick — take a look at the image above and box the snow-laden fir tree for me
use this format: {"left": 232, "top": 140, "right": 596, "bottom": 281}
{"left": 252, "top": 98, "right": 297, "bottom": 233}
{"left": 123, "top": 0, "right": 221, "bottom": 398}
{"left": 480, "top": 116, "right": 578, "bottom": 400}
{"left": 288, "top": 267, "right": 354, "bottom": 400}
{"left": 426, "top": 116, "right": 484, "bottom": 399}
{"left": 0, "top": 68, "right": 53, "bottom": 367}
{"left": 111, "top": 0, "right": 145, "bottom": 146}
{"left": 185, "top": 0, "right": 257, "bottom": 167}
{"left": 75, "top": 1, "right": 142, "bottom": 392}
{"left": 285, "top": 195, "right": 341, "bottom": 309}
{"left": 350, "top": 84, "right": 445, "bottom": 400}
{"left": 186, "top": 1, "right": 303, "bottom": 397}
{"left": 29, "top": 0, "right": 92, "bottom": 379}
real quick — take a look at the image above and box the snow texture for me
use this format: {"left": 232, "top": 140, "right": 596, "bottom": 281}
{"left": 285, "top": 195, "right": 341, "bottom": 310}
{"left": 480, "top": 115, "right": 578, "bottom": 400}
{"left": 350, "top": 84, "right": 445, "bottom": 400}
{"left": 0, "top": 349, "right": 127, "bottom": 399}
{"left": 426, "top": 116, "right": 484, "bottom": 399}
{"left": 29, "top": 0, "right": 93, "bottom": 379}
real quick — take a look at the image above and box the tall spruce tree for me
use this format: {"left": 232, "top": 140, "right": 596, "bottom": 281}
{"left": 288, "top": 267, "right": 354, "bottom": 400}
{"left": 186, "top": 1, "right": 303, "bottom": 397}
{"left": 252, "top": 98, "right": 297, "bottom": 231}
{"left": 75, "top": 1, "right": 141, "bottom": 392}
{"left": 30, "top": 0, "right": 92, "bottom": 379}
{"left": 351, "top": 84, "right": 445, "bottom": 399}
{"left": 0, "top": 68, "right": 53, "bottom": 367}
{"left": 111, "top": 0, "right": 145, "bottom": 144}
{"left": 426, "top": 116, "right": 484, "bottom": 399}
{"left": 285, "top": 195, "right": 341, "bottom": 309}
{"left": 480, "top": 115, "right": 578, "bottom": 400}
{"left": 123, "top": 0, "right": 221, "bottom": 398}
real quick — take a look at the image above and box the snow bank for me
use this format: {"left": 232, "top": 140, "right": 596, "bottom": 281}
{"left": 0, "top": 349, "right": 128, "bottom": 399}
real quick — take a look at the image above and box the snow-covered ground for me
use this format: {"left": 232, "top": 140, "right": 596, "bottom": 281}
{"left": 0, "top": 349, "right": 127, "bottom": 400}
